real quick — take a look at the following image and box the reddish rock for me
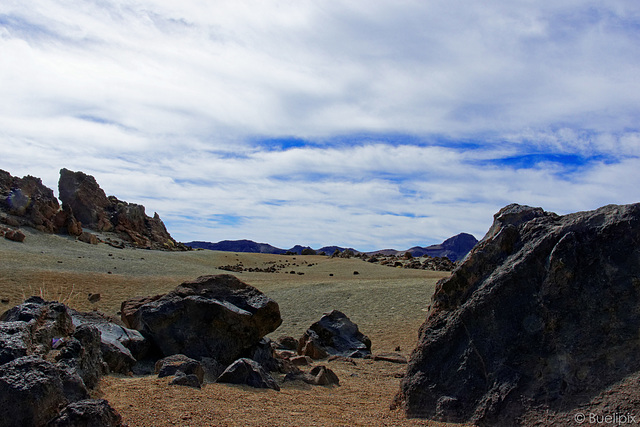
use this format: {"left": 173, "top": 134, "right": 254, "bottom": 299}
{"left": 4, "top": 229, "right": 25, "bottom": 242}
{"left": 58, "top": 169, "right": 188, "bottom": 250}
{"left": 0, "top": 169, "right": 60, "bottom": 232}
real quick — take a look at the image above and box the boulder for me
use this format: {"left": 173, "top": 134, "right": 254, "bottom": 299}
{"left": 216, "top": 358, "right": 280, "bottom": 391}
{"left": 298, "top": 310, "right": 371, "bottom": 359}
{"left": 69, "top": 309, "right": 149, "bottom": 374}
{"left": 1, "top": 297, "right": 75, "bottom": 355}
{"left": 0, "top": 356, "right": 88, "bottom": 427}
{"left": 155, "top": 354, "right": 204, "bottom": 384}
{"left": 397, "top": 203, "right": 640, "bottom": 426}
{"left": 46, "top": 399, "right": 123, "bottom": 427}
{"left": 54, "top": 325, "right": 105, "bottom": 390}
{"left": 121, "top": 275, "right": 282, "bottom": 364}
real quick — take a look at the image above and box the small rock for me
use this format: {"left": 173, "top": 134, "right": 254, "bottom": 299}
{"left": 169, "top": 373, "right": 201, "bottom": 389}
{"left": 4, "top": 229, "right": 26, "bottom": 242}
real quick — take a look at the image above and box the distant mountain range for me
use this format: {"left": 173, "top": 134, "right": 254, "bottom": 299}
{"left": 186, "top": 232, "right": 478, "bottom": 262}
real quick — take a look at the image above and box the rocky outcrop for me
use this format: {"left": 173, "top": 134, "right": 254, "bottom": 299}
{"left": 0, "top": 169, "right": 61, "bottom": 233}
{"left": 397, "top": 203, "right": 640, "bottom": 426}
{"left": 298, "top": 310, "right": 371, "bottom": 359}
{"left": 0, "top": 297, "right": 123, "bottom": 427}
{"left": 1, "top": 168, "right": 186, "bottom": 250}
{"left": 121, "top": 275, "right": 282, "bottom": 364}
{"left": 58, "top": 168, "right": 187, "bottom": 250}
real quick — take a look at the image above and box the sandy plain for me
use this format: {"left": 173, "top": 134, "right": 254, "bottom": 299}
{"left": 0, "top": 229, "right": 469, "bottom": 426}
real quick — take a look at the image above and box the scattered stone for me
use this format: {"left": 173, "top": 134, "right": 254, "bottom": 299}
{"left": 307, "top": 365, "right": 340, "bottom": 386}
{"left": 372, "top": 352, "right": 407, "bottom": 364}
{"left": 87, "top": 293, "right": 101, "bottom": 303}
{"left": 0, "top": 356, "right": 88, "bottom": 427}
{"left": 298, "top": 310, "right": 371, "bottom": 359}
{"left": 327, "top": 355, "right": 357, "bottom": 365}
{"left": 78, "top": 232, "right": 98, "bottom": 245}
{"left": 216, "top": 358, "right": 280, "bottom": 391}
{"left": 290, "top": 355, "right": 313, "bottom": 366}
{"left": 397, "top": 203, "right": 640, "bottom": 426}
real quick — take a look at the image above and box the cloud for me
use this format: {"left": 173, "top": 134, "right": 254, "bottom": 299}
{"left": 1, "top": 1, "right": 639, "bottom": 250}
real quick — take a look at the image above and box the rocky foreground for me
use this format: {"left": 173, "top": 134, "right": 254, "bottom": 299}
{"left": 0, "top": 274, "right": 384, "bottom": 426}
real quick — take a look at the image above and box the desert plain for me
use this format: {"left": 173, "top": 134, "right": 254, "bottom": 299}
{"left": 0, "top": 228, "right": 468, "bottom": 426}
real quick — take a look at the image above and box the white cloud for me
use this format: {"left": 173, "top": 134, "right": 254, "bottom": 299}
{"left": 1, "top": 1, "right": 640, "bottom": 250}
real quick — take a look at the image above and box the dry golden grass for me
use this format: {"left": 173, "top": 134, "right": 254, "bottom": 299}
{"left": 0, "top": 229, "right": 470, "bottom": 426}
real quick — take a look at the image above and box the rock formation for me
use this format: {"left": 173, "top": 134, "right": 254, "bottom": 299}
{"left": 120, "top": 275, "right": 282, "bottom": 364}
{"left": 298, "top": 310, "right": 371, "bottom": 359}
{"left": 0, "top": 169, "right": 62, "bottom": 233}
{"left": 58, "top": 168, "right": 187, "bottom": 250}
{"left": 0, "top": 297, "right": 122, "bottom": 427}
{"left": 1, "top": 168, "right": 187, "bottom": 250}
{"left": 397, "top": 203, "right": 640, "bottom": 426}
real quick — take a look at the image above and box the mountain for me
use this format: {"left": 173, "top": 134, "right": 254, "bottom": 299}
{"left": 185, "top": 240, "right": 357, "bottom": 255}
{"left": 406, "top": 233, "right": 478, "bottom": 261}
{"left": 186, "top": 234, "right": 477, "bottom": 261}
{"left": 187, "top": 240, "right": 287, "bottom": 254}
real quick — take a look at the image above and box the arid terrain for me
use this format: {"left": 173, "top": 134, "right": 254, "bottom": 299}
{"left": 0, "top": 229, "right": 468, "bottom": 426}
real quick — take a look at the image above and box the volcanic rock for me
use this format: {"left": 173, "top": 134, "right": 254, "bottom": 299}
{"left": 298, "top": 310, "right": 371, "bottom": 359}
{"left": 4, "top": 229, "right": 25, "bottom": 242}
{"left": 46, "top": 399, "right": 123, "bottom": 427}
{"left": 0, "top": 169, "right": 61, "bottom": 233}
{"left": 155, "top": 354, "right": 204, "bottom": 384}
{"left": 397, "top": 203, "right": 640, "bottom": 426}
{"left": 58, "top": 168, "right": 187, "bottom": 250}
{"left": 0, "top": 356, "right": 89, "bottom": 427}
{"left": 121, "top": 275, "right": 282, "bottom": 364}
{"left": 216, "top": 358, "right": 280, "bottom": 391}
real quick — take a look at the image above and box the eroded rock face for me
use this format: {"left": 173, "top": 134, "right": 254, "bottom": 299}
{"left": 398, "top": 203, "right": 640, "bottom": 426}
{"left": 121, "top": 275, "right": 282, "bottom": 364}
{"left": 298, "top": 310, "right": 371, "bottom": 359}
{"left": 58, "top": 168, "right": 187, "bottom": 250}
{"left": 0, "top": 169, "right": 60, "bottom": 233}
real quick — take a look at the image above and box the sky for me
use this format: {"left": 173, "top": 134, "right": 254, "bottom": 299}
{"left": 1, "top": 1, "right": 639, "bottom": 251}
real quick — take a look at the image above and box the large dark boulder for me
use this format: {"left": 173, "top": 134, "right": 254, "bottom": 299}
{"left": 121, "top": 275, "right": 282, "bottom": 364}
{"left": 0, "top": 356, "right": 89, "bottom": 427}
{"left": 46, "top": 399, "right": 123, "bottom": 427}
{"left": 297, "top": 310, "right": 371, "bottom": 359}
{"left": 397, "top": 203, "right": 640, "bottom": 426}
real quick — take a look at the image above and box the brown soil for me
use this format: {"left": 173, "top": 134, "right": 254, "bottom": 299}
{"left": 1, "top": 229, "right": 473, "bottom": 426}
